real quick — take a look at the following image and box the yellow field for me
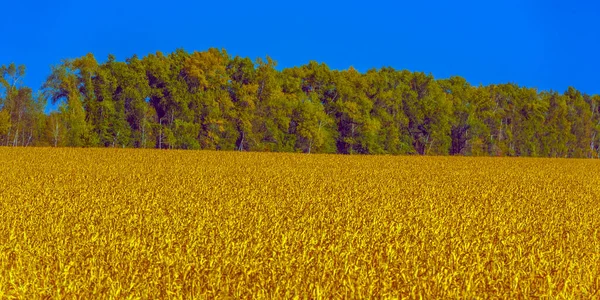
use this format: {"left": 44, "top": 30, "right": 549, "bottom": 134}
{"left": 0, "top": 148, "right": 599, "bottom": 298}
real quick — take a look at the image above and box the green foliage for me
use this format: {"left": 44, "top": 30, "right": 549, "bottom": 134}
{"left": 0, "top": 110, "right": 10, "bottom": 137}
{"left": 1, "top": 64, "right": 48, "bottom": 146}
{"left": 2, "top": 49, "right": 599, "bottom": 157}
{"left": 402, "top": 71, "right": 451, "bottom": 155}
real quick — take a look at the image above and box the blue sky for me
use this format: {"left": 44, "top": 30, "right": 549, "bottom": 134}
{"left": 1, "top": 0, "right": 599, "bottom": 112}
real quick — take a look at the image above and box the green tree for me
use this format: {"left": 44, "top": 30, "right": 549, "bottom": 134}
{"left": 439, "top": 76, "right": 476, "bottom": 155}
{"left": 586, "top": 94, "right": 600, "bottom": 158}
{"left": 365, "top": 68, "right": 412, "bottom": 154}
{"left": 143, "top": 49, "right": 193, "bottom": 149}
{"left": 115, "top": 54, "right": 156, "bottom": 148}
{"left": 0, "top": 63, "right": 26, "bottom": 145}
{"left": 0, "top": 110, "right": 10, "bottom": 140}
{"left": 565, "top": 87, "right": 593, "bottom": 157}
{"left": 284, "top": 61, "right": 338, "bottom": 153}
{"left": 183, "top": 48, "right": 233, "bottom": 150}
{"left": 251, "top": 57, "right": 295, "bottom": 151}
{"left": 45, "top": 111, "right": 66, "bottom": 147}
{"left": 3, "top": 48, "right": 600, "bottom": 157}
{"left": 402, "top": 71, "right": 451, "bottom": 155}
{"left": 226, "top": 56, "right": 259, "bottom": 151}
{"left": 0, "top": 64, "right": 47, "bottom": 147}
{"left": 515, "top": 86, "right": 547, "bottom": 157}
{"left": 540, "top": 91, "right": 572, "bottom": 157}
{"left": 43, "top": 62, "right": 89, "bottom": 147}
{"left": 332, "top": 67, "right": 382, "bottom": 154}
{"left": 290, "top": 94, "right": 335, "bottom": 153}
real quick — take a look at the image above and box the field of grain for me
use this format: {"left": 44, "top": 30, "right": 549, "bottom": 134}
{"left": 0, "top": 148, "right": 599, "bottom": 298}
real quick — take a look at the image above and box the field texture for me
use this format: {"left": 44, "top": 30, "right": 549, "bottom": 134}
{"left": 0, "top": 148, "right": 599, "bottom": 298}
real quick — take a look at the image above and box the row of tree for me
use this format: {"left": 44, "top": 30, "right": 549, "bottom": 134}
{"left": 1, "top": 48, "right": 599, "bottom": 157}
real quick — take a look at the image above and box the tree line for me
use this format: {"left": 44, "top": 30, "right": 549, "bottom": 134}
{"left": 1, "top": 48, "right": 599, "bottom": 157}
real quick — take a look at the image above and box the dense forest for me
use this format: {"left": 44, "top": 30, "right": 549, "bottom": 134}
{"left": 1, "top": 48, "right": 599, "bottom": 157}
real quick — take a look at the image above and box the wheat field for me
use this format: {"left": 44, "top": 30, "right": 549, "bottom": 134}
{"left": 0, "top": 148, "right": 599, "bottom": 298}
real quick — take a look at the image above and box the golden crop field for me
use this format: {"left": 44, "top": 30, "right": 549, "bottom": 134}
{"left": 0, "top": 148, "right": 599, "bottom": 299}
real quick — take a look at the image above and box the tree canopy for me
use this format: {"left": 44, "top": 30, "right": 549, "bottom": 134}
{"left": 2, "top": 49, "right": 600, "bottom": 158}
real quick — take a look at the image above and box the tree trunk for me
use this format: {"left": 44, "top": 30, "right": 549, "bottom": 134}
{"left": 25, "top": 130, "right": 32, "bottom": 147}
{"left": 159, "top": 118, "right": 163, "bottom": 149}
{"left": 53, "top": 121, "right": 59, "bottom": 147}
{"left": 13, "top": 128, "right": 19, "bottom": 147}
{"left": 6, "top": 126, "right": 10, "bottom": 146}
{"left": 238, "top": 131, "right": 245, "bottom": 151}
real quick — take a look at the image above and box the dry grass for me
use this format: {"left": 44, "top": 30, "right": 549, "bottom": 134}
{"left": 0, "top": 147, "right": 599, "bottom": 298}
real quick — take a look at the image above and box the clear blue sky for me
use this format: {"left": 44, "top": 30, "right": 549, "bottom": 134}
{"left": 1, "top": 0, "right": 599, "bottom": 112}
